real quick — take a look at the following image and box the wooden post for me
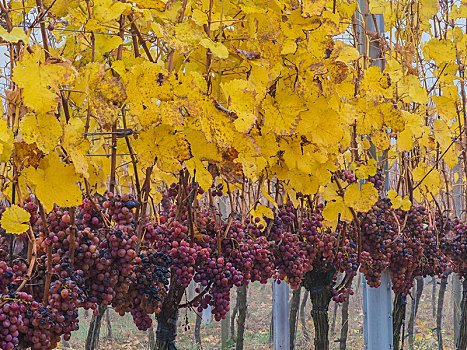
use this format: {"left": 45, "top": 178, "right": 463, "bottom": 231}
{"left": 221, "top": 313, "right": 230, "bottom": 349}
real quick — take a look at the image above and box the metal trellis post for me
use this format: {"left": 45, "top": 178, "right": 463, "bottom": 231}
{"left": 356, "top": 1, "right": 393, "bottom": 349}
{"left": 272, "top": 280, "right": 290, "bottom": 349}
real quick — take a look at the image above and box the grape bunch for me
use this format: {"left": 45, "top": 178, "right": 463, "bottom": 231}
{"left": 194, "top": 256, "right": 234, "bottom": 321}
{"left": 47, "top": 279, "right": 81, "bottom": 340}
{"left": 23, "top": 196, "right": 39, "bottom": 226}
{"left": 248, "top": 236, "right": 274, "bottom": 284}
{"left": 78, "top": 198, "right": 106, "bottom": 230}
{"left": 103, "top": 192, "right": 139, "bottom": 229}
{"left": 130, "top": 303, "right": 153, "bottom": 331}
{"left": 341, "top": 170, "right": 357, "bottom": 184}
{"left": 389, "top": 206, "right": 428, "bottom": 294}
{"left": 367, "top": 171, "right": 385, "bottom": 192}
{"left": 170, "top": 241, "right": 198, "bottom": 288}
{"left": 0, "top": 262, "right": 14, "bottom": 294}
{"left": 269, "top": 202, "right": 309, "bottom": 289}
{"left": 21, "top": 300, "right": 62, "bottom": 349}
{"left": 359, "top": 199, "right": 394, "bottom": 287}
{"left": 442, "top": 218, "right": 467, "bottom": 278}
{"left": 114, "top": 251, "right": 171, "bottom": 330}
{"left": 0, "top": 292, "right": 29, "bottom": 350}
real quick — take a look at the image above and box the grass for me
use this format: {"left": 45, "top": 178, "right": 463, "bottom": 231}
{"left": 57, "top": 278, "right": 458, "bottom": 349}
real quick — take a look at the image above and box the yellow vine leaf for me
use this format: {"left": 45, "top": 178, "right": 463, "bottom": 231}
{"left": 190, "top": 99, "right": 237, "bottom": 148}
{"left": 360, "top": 138, "right": 371, "bottom": 150}
{"left": 351, "top": 159, "right": 377, "bottom": 179}
{"left": 20, "top": 113, "right": 62, "bottom": 153}
{"left": 185, "top": 158, "right": 213, "bottom": 191}
{"left": 412, "top": 165, "right": 441, "bottom": 204}
{"left": 262, "top": 90, "right": 305, "bottom": 136}
{"left": 432, "top": 119, "right": 452, "bottom": 151}
{"left": 371, "top": 129, "right": 390, "bottom": 150}
{"left": 21, "top": 153, "right": 83, "bottom": 212}
{"left": 94, "top": 34, "right": 123, "bottom": 58}
{"left": 322, "top": 197, "right": 352, "bottom": 225}
{"left": 13, "top": 51, "right": 57, "bottom": 113}
{"left": 322, "top": 182, "right": 340, "bottom": 202}
{"left": 384, "top": 58, "right": 404, "bottom": 83}
{"left": 133, "top": 0, "right": 167, "bottom": 10}
{"left": 444, "top": 147, "right": 461, "bottom": 169}
{"left": 199, "top": 38, "right": 229, "bottom": 59}
{"left": 400, "top": 197, "right": 411, "bottom": 211}
{"left": 397, "top": 111, "right": 425, "bottom": 152}
{"left": 151, "top": 166, "right": 178, "bottom": 187}
{"left": 286, "top": 171, "right": 320, "bottom": 197}
{"left": 369, "top": 0, "right": 387, "bottom": 15}
{"left": 0, "top": 119, "right": 14, "bottom": 163}
{"left": 13, "top": 50, "right": 76, "bottom": 114}
{"left": 381, "top": 102, "right": 405, "bottom": 132}
{"left": 236, "top": 140, "right": 268, "bottom": 181}
{"left": 0, "top": 27, "right": 29, "bottom": 43}
{"left": 1, "top": 205, "right": 30, "bottom": 234}
{"left": 133, "top": 125, "right": 190, "bottom": 173}
{"left": 125, "top": 61, "right": 171, "bottom": 127}
{"left": 97, "top": 76, "right": 127, "bottom": 104}
{"left": 398, "top": 75, "right": 428, "bottom": 104}
{"left": 360, "top": 66, "right": 391, "bottom": 98}
{"left": 344, "top": 182, "right": 378, "bottom": 213}
{"left": 432, "top": 95, "right": 457, "bottom": 123}
{"left": 92, "top": 0, "right": 131, "bottom": 23}
{"left": 250, "top": 204, "right": 274, "bottom": 228}
{"left": 354, "top": 101, "right": 382, "bottom": 135}
{"left": 184, "top": 129, "right": 222, "bottom": 162}
{"left": 63, "top": 119, "right": 91, "bottom": 178}
{"left": 261, "top": 187, "right": 279, "bottom": 210}
{"left": 86, "top": 65, "right": 126, "bottom": 129}
{"left": 299, "top": 104, "right": 344, "bottom": 147}
{"left": 387, "top": 189, "right": 398, "bottom": 200}
{"left": 13, "top": 142, "right": 43, "bottom": 168}
{"left": 334, "top": 41, "right": 360, "bottom": 63}
{"left": 222, "top": 80, "right": 258, "bottom": 133}
{"left": 423, "top": 38, "right": 456, "bottom": 65}
{"left": 388, "top": 190, "right": 412, "bottom": 211}
{"left": 87, "top": 165, "right": 110, "bottom": 195}
{"left": 301, "top": 0, "right": 327, "bottom": 17}
{"left": 153, "top": 21, "right": 203, "bottom": 54}
{"left": 43, "top": 0, "right": 81, "bottom": 17}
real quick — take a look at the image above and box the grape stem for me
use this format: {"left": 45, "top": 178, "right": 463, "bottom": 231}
{"left": 412, "top": 129, "right": 463, "bottom": 191}
{"left": 109, "top": 122, "right": 118, "bottom": 194}
{"left": 167, "top": 0, "right": 189, "bottom": 74}
{"left": 175, "top": 170, "right": 185, "bottom": 222}
{"left": 136, "top": 166, "right": 153, "bottom": 254}
{"left": 37, "top": 200, "right": 52, "bottom": 304}
{"left": 222, "top": 215, "right": 234, "bottom": 240}
{"left": 332, "top": 174, "right": 362, "bottom": 264}
{"left": 69, "top": 209, "right": 76, "bottom": 267}
{"left": 208, "top": 189, "right": 221, "bottom": 256}
{"left": 127, "top": 14, "right": 154, "bottom": 63}
{"left": 121, "top": 107, "right": 141, "bottom": 204}
{"left": 178, "top": 282, "right": 213, "bottom": 308}
{"left": 187, "top": 171, "right": 196, "bottom": 247}
{"left": 84, "top": 179, "right": 110, "bottom": 228}
{"left": 35, "top": 0, "right": 50, "bottom": 58}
